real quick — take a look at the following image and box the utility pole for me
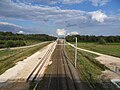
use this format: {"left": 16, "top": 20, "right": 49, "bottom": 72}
{"left": 75, "top": 37, "right": 77, "bottom": 68}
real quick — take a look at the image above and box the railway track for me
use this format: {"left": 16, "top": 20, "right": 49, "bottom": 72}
{"left": 26, "top": 42, "right": 56, "bottom": 88}
{"left": 37, "top": 39, "right": 84, "bottom": 90}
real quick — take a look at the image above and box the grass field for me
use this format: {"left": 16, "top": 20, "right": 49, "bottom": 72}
{"left": 71, "top": 42, "right": 120, "bottom": 58}
{"left": 0, "top": 42, "right": 50, "bottom": 75}
{"left": 65, "top": 45, "right": 117, "bottom": 90}
{"left": 24, "top": 40, "right": 42, "bottom": 46}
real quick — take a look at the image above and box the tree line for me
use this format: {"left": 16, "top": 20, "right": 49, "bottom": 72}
{"left": 66, "top": 35, "right": 120, "bottom": 43}
{"left": 0, "top": 31, "right": 57, "bottom": 48}
{"left": 0, "top": 32, "right": 56, "bottom": 41}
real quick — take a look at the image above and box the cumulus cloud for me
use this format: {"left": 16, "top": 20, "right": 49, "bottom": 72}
{"left": 90, "top": 10, "right": 107, "bottom": 23}
{"left": 0, "top": 0, "right": 61, "bottom": 21}
{"left": 56, "top": 29, "right": 66, "bottom": 36}
{"left": 0, "top": 0, "right": 108, "bottom": 25}
{"left": 17, "top": 30, "right": 25, "bottom": 34}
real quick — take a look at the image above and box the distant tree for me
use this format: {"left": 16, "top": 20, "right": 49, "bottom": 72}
{"left": 66, "top": 35, "right": 120, "bottom": 43}
{"left": 0, "top": 31, "right": 57, "bottom": 41}
{"left": 98, "top": 38, "right": 106, "bottom": 45}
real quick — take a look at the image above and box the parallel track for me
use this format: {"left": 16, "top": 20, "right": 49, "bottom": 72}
{"left": 27, "top": 42, "right": 56, "bottom": 82}
{"left": 61, "top": 49, "right": 78, "bottom": 90}
{"left": 38, "top": 39, "right": 82, "bottom": 90}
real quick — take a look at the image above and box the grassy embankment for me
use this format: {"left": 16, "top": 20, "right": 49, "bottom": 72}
{"left": 23, "top": 40, "right": 42, "bottom": 46}
{"left": 71, "top": 42, "right": 120, "bottom": 58}
{"left": 65, "top": 45, "right": 117, "bottom": 90}
{"left": 0, "top": 42, "right": 51, "bottom": 75}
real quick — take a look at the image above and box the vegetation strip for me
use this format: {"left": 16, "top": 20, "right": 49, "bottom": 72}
{"left": 0, "top": 42, "right": 50, "bottom": 75}
{"left": 65, "top": 45, "right": 118, "bottom": 90}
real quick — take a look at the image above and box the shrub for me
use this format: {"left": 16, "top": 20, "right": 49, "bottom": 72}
{"left": 5, "top": 40, "right": 26, "bottom": 48}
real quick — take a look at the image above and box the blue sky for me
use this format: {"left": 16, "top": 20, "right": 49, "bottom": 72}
{"left": 0, "top": 0, "right": 120, "bottom": 36}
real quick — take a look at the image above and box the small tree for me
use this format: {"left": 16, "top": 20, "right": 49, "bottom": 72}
{"left": 98, "top": 38, "right": 106, "bottom": 45}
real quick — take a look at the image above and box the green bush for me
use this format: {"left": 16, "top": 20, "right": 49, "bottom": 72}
{"left": 0, "top": 41, "right": 5, "bottom": 44}
{"left": 5, "top": 41, "right": 14, "bottom": 48}
{"left": 5, "top": 41, "right": 26, "bottom": 48}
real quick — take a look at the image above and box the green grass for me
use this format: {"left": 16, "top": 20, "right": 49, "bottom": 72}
{"left": 0, "top": 42, "right": 50, "bottom": 75}
{"left": 65, "top": 45, "right": 117, "bottom": 90}
{"left": 65, "top": 45, "right": 102, "bottom": 80}
{"left": 71, "top": 42, "right": 120, "bottom": 58}
{"left": 24, "top": 40, "right": 42, "bottom": 46}
{"left": 0, "top": 49, "right": 19, "bottom": 59}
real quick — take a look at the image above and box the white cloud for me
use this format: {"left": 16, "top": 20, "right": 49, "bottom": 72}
{"left": 67, "top": 31, "right": 79, "bottom": 35}
{"left": 90, "top": 0, "right": 110, "bottom": 6}
{"left": 56, "top": 29, "right": 66, "bottom": 36}
{"left": 0, "top": 22, "right": 22, "bottom": 28}
{"left": 17, "top": 30, "right": 25, "bottom": 34}
{"left": 90, "top": 10, "right": 107, "bottom": 23}
{"left": 70, "top": 31, "right": 79, "bottom": 35}
{"left": 63, "top": 0, "right": 83, "bottom": 4}
{"left": 0, "top": 21, "right": 24, "bottom": 33}
{"left": 67, "top": 33, "right": 70, "bottom": 35}
{"left": 0, "top": 0, "right": 108, "bottom": 25}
